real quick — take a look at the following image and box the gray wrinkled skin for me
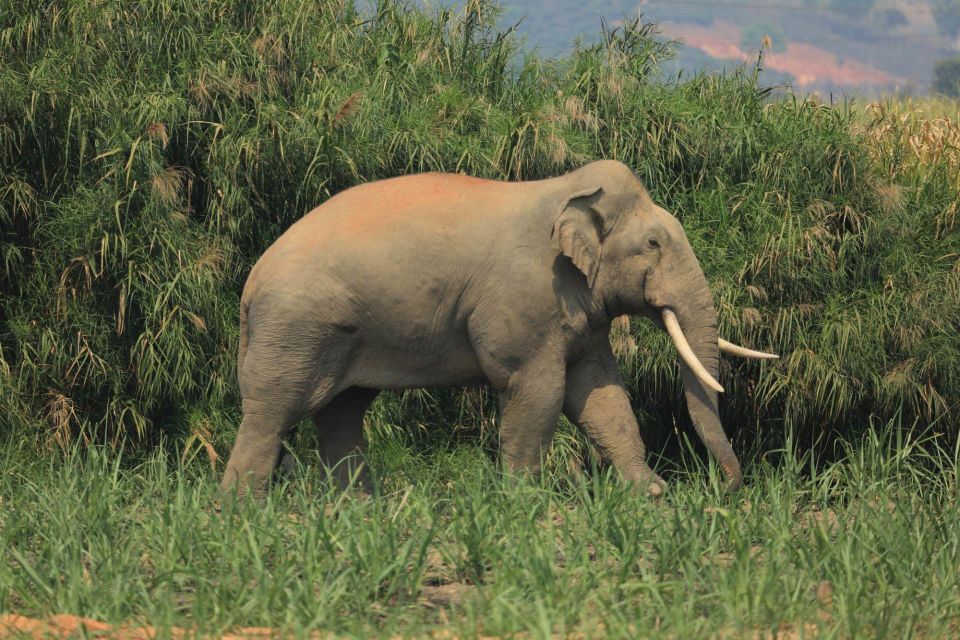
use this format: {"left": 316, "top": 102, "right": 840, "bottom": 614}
{"left": 220, "top": 160, "right": 741, "bottom": 499}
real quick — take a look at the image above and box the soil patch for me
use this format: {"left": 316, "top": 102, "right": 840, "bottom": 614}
{"left": 0, "top": 614, "right": 283, "bottom": 639}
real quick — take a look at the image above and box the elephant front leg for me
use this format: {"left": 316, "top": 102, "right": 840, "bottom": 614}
{"left": 564, "top": 343, "right": 666, "bottom": 497}
{"left": 496, "top": 360, "right": 566, "bottom": 477}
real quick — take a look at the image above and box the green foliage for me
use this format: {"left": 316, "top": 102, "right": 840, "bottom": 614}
{"left": 1, "top": 422, "right": 958, "bottom": 636}
{"left": 933, "top": 56, "right": 960, "bottom": 97}
{"left": 0, "top": 0, "right": 957, "bottom": 460}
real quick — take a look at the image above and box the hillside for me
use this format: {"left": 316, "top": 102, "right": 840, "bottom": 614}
{"left": 497, "top": 0, "right": 960, "bottom": 95}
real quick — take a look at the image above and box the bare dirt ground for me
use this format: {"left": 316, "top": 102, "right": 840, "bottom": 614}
{"left": 0, "top": 614, "right": 830, "bottom": 639}
{"left": 0, "top": 614, "right": 276, "bottom": 639}
{"left": 0, "top": 613, "right": 461, "bottom": 639}
{"left": 661, "top": 20, "right": 905, "bottom": 88}
{"left": 0, "top": 583, "right": 478, "bottom": 639}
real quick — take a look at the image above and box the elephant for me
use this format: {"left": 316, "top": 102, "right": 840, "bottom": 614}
{"left": 219, "top": 159, "right": 777, "bottom": 499}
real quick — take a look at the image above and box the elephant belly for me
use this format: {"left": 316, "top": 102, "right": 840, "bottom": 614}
{"left": 345, "top": 337, "right": 487, "bottom": 390}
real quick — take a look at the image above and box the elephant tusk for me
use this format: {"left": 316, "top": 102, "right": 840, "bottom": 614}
{"left": 718, "top": 338, "right": 779, "bottom": 360}
{"left": 662, "top": 309, "right": 725, "bottom": 393}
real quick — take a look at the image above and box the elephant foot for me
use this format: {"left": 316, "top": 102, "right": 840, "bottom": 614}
{"left": 645, "top": 474, "right": 667, "bottom": 498}
{"left": 213, "top": 479, "right": 264, "bottom": 509}
{"left": 623, "top": 467, "right": 667, "bottom": 499}
{"left": 279, "top": 450, "right": 373, "bottom": 497}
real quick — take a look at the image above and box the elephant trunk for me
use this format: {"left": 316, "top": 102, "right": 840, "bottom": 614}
{"left": 662, "top": 267, "right": 742, "bottom": 492}
{"left": 678, "top": 342, "right": 742, "bottom": 492}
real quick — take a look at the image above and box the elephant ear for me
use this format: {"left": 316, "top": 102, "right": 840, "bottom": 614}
{"left": 552, "top": 186, "right": 604, "bottom": 287}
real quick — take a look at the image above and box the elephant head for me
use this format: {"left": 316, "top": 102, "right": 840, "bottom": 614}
{"left": 554, "top": 161, "right": 777, "bottom": 491}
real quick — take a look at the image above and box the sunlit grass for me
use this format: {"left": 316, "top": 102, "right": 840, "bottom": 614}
{"left": 856, "top": 97, "right": 960, "bottom": 191}
{"left": 1, "top": 420, "right": 958, "bottom": 637}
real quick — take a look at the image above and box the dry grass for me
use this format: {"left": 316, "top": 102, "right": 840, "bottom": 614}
{"left": 858, "top": 98, "right": 960, "bottom": 188}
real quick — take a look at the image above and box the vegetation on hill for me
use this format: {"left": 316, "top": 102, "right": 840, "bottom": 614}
{"left": 934, "top": 55, "right": 960, "bottom": 96}
{"left": 0, "top": 0, "right": 957, "bottom": 463}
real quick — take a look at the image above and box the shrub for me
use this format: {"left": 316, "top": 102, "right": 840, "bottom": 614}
{"left": 933, "top": 56, "right": 960, "bottom": 98}
{"left": 0, "top": 0, "right": 956, "bottom": 459}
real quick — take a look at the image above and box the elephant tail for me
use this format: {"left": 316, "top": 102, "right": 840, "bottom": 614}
{"left": 237, "top": 297, "right": 249, "bottom": 380}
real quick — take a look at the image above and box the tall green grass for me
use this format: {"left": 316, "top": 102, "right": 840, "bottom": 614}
{"left": 1, "top": 420, "right": 958, "bottom": 637}
{"left": 0, "top": 0, "right": 957, "bottom": 458}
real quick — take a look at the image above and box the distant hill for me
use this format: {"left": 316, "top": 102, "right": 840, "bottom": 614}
{"left": 489, "top": 0, "right": 960, "bottom": 95}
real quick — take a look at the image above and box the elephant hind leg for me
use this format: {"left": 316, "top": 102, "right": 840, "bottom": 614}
{"left": 219, "top": 398, "right": 308, "bottom": 501}
{"left": 283, "top": 387, "right": 379, "bottom": 489}
{"left": 220, "top": 297, "right": 365, "bottom": 500}
{"left": 220, "top": 349, "right": 348, "bottom": 500}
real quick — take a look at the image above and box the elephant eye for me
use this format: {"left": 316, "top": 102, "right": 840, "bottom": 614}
{"left": 647, "top": 237, "right": 660, "bottom": 250}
